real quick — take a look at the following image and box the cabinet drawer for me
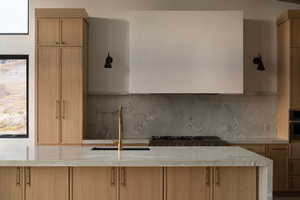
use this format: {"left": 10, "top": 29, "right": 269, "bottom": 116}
{"left": 289, "top": 176, "right": 300, "bottom": 190}
{"left": 236, "top": 144, "right": 266, "bottom": 156}
{"left": 289, "top": 160, "right": 300, "bottom": 175}
{"left": 290, "top": 143, "right": 300, "bottom": 159}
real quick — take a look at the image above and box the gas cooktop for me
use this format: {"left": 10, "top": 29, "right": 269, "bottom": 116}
{"left": 149, "top": 136, "right": 229, "bottom": 146}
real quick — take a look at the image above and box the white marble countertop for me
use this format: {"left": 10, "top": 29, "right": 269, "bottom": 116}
{"left": 0, "top": 145, "right": 272, "bottom": 167}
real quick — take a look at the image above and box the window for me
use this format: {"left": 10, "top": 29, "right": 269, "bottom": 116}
{"left": 0, "top": 0, "right": 29, "bottom": 34}
{"left": 0, "top": 55, "right": 29, "bottom": 138}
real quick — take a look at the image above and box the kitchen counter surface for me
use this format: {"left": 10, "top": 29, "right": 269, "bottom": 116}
{"left": 0, "top": 145, "right": 272, "bottom": 167}
{"left": 0, "top": 145, "right": 272, "bottom": 200}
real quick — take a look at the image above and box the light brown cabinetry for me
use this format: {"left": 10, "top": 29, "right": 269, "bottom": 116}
{"left": 213, "top": 167, "right": 256, "bottom": 200}
{"left": 166, "top": 167, "right": 210, "bottom": 200}
{"left": 72, "top": 167, "right": 117, "bottom": 200}
{"left": 61, "top": 18, "right": 83, "bottom": 46}
{"left": 36, "top": 9, "right": 88, "bottom": 144}
{"left": 166, "top": 167, "right": 256, "bottom": 200}
{"left": 267, "top": 144, "right": 289, "bottom": 191}
{"left": 119, "top": 167, "right": 163, "bottom": 200}
{"left": 37, "top": 47, "right": 61, "bottom": 144}
{"left": 0, "top": 167, "right": 24, "bottom": 200}
{"left": 0, "top": 167, "right": 69, "bottom": 200}
{"left": 37, "top": 18, "right": 60, "bottom": 46}
{"left": 26, "top": 167, "right": 69, "bottom": 200}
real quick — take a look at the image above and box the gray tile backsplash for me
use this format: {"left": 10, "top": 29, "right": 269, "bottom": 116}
{"left": 86, "top": 95, "right": 277, "bottom": 140}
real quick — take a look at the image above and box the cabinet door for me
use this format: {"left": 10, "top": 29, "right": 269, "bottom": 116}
{"left": 37, "top": 47, "right": 61, "bottom": 144}
{"left": 25, "top": 167, "right": 69, "bottom": 200}
{"left": 267, "top": 144, "right": 289, "bottom": 191}
{"left": 213, "top": 167, "right": 256, "bottom": 200}
{"left": 0, "top": 167, "right": 23, "bottom": 200}
{"left": 37, "top": 18, "right": 60, "bottom": 46}
{"left": 166, "top": 167, "right": 210, "bottom": 200}
{"left": 61, "top": 47, "right": 83, "bottom": 144}
{"left": 291, "top": 19, "right": 300, "bottom": 47}
{"left": 61, "top": 18, "right": 83, "bottom": 46}
{"left": 119, "top": 167, "right": 163, "bottom": 200}
{"left": 72, "top": 167, "right": 117, "bottom": 200}
{"left": 291, "top": 48, "right": 300, "bottom": 109}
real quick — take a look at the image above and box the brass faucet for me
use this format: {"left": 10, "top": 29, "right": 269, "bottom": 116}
{"left": 117, "top": 105, "right": 123, "bottom": 151}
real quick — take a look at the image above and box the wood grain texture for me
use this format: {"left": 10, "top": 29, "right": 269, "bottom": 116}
{"left": 166, "top": 167, "right": 211, "bottom": 200}
{"left": 291, "top": 19, "right": 300, "bottom": 47}
{"left": 291, "top": 48, "right": 300, "bottom": 109}
{"left": 0, "top": 167, "right": 23, "bottom": 200}
{"left": 289, "top": 142, "right": 300, "bottom": 159}
{"left": 61, "top": 18, "right": 83, "bottom": 46}
{"left": 37, "top": 47, "right": 61, "bottom": 144}
{"left": 61, "top": 47, "right": 83, "bottom": 144}
{"left": 119, "top": 167, "right": 163, "bottom": 200}
{"left": 37, "top": 18, "right": 60, "bottom": 46}
{"left": 35, "top": 8, "right": 88, "bottom": 19}
{"left": 72, "top": 167, "right": 117, "bottom": 200}
{"left": 267, "top": 144, "right": 289, "bottom": 191}
{"left": 289, "top": 159, "right": 300, "bottom": 175}
{"left": 213, "top": 167, "right": 256, "bottom": 200}
{"left": 25, "top": 167, "right": 69, "bottom": 200}
{"left": 277, "top": 20, "right": 290, "bottom": 139}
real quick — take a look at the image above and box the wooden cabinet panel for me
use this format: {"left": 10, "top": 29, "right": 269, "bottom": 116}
{"left": 26, "top": 167, "right": 69, "bottom": 200}
{"left": 291, "top": 19, "right": 300, "bottom": 47}
{"left": 290, "top": 142, "right": 300, "bottom": 159}
{"left": 37, "top": 18, "right": 60, "bottom": 46}
{"left": 290, "top": 48, "right": 300, "bottom": 109}
{"left": 238, "top": 144, "right": 266, "bottom": 156}
{"left": 289, "top": 176, "right": 300, "bottom": 190}
{"left": 0, "top": 167, "right": 23, "bottom": 200}
{"left": 72, "top": 167, "right": 117, "bottom": 200}
{"left": 213, "top": 167, "right": 256, "bottom": 200}
{"left": 61, "top": 47, "right": 83, "bottom": 144}
{"left": 166, "top": 167, "right": 210, "bottom": 200}
{"left": 267, "top": 144, "right": 289, "bottom": 191}
{"left": 119, "top": 167, "right": 163, "bottom": 200}
{"left": 37, "top": 47, "right": 61, "bottom": 144}
{"left": 61, "top": 18, "right": 83, "bottom": 46}
{"left": 289, "top": 159, "right": 300, "bottom": 175}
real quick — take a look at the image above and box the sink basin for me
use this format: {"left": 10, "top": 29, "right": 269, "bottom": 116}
{"left": 91, "top": 147, "right": 150, "bottom": 151}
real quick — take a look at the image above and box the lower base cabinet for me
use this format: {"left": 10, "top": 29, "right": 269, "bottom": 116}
{"left": 166, "top": 167, "right": 256, "bottom": 200}
{"left": 0, "top": 167, "right": 69, "bottom": 200}
{"left": 119, "top": 167, "right": 163, "bottom": 200}
{"left": 166, "top": 167, "right": 210, "bottom": 200}
{"left": 26, "top": 167, "right": 69, "bottom": 200}
{"left": 213, "top": 167, "right": 257, "bottom": 200}
{"left": 72, "top": 167, "right": 117, "bottom": 200}
{"left": 0, "top": 166, "right": 257, "bottom": 200}
{"left": 0, "top": 167, "right": 23, "bottom": 200}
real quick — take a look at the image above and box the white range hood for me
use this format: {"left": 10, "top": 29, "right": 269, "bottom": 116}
{"left": 128, "top": 10, "right": 244, "bottom": 94}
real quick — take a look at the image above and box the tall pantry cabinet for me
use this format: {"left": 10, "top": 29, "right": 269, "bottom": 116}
{"left": 36, "top": 9, "right": 88, "bottom": 144}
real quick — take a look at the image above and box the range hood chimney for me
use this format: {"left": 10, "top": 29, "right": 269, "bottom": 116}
{"left": 278, "top": 0, "right": 300, "bottom": 4}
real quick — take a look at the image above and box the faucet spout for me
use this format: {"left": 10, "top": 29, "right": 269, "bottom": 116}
{"left": 118, "top": 105, "right": 123, "bottom": 151}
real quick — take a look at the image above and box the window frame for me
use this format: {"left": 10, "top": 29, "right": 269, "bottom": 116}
{"left": 0, "top": 55, "right": 29, "bottom": 138}
{"left": 0, "top": 0, "right": 29, "bottom": 35}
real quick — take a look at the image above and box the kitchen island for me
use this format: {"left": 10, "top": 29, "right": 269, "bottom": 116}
{"left": 0, "top": 146, "right": 272, "bottom": 200}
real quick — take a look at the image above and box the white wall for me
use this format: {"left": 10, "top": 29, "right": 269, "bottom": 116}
{"left": 0, "top": 0, "right": 300, "bottom": 144}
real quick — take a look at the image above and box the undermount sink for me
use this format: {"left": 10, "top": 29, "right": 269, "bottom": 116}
{"left": 91, "top": 147, "right": 151, "bottom": 151}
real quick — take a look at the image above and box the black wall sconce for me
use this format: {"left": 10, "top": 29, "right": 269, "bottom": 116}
{"left": 104, "top": 52, "right": 113, "bottom": 68}
{"left": 253, "top": 54, "right": 265, "bottom": 71}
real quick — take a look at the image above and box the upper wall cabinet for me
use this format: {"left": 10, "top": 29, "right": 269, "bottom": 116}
{"left": 129, "top": 11, "right": 244, "bottom": 94}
